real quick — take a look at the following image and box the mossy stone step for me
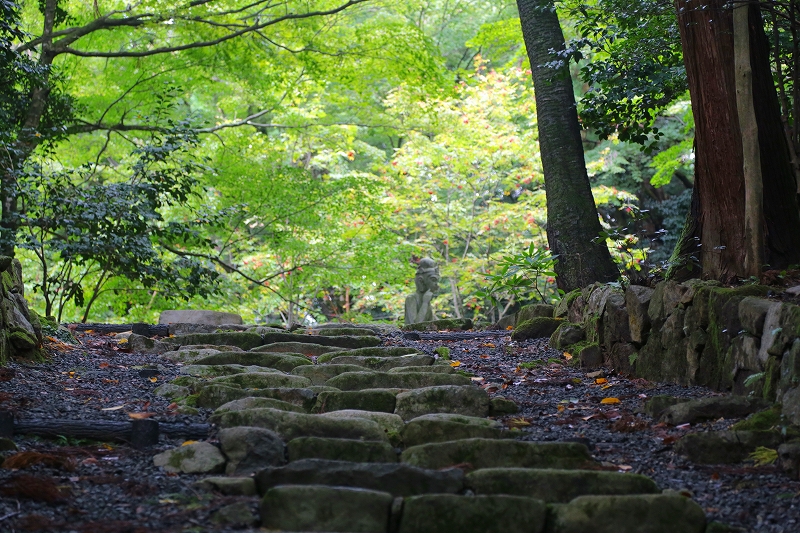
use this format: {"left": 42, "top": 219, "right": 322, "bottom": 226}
{"left": 398, "top": 494, "right": 546, "bottom": 533}
{"left": 163, "top": 332, "right": 263, "bottom": 351}
{"left": 193, "top": 351, "right": 311, "bottom": 371}
{"left": 320, "top": 410, "right": 404, "bottom": 446}
{"left": 290, "top": 364, "right": 366, "bottom": 385}
{"left": 255, "top": 458, "right": 464, "bottom": 497}
{"left": 208, "top": 372, "right": 311, "bottom": 390}
{"left": 328, "top": 354, "right": 434, "bottom": 370}
{"left": 395, "top": 385, "right": 490, "bottom": 420}
{"left": 259, "top": 485, "right": 393, "bottom": 533}
{"left": 325, "top": 371, "right": 471, "bottom": 391}
{"left": 251, "top": 341, "right": 343, "bottom": 357}
{"left": 401, "top": 413, "right": 505, "bottom": 447}
{"left": 215, "top": 396, "right": 307, "bottom": 414}
{"left": 261, "top": 331, "right": 382, "bottom": 349}
{"left": 387, "top": 365, "right": 454, "bottom": 374}
{"left": 465, "top": 468, "right": 659, "bottom": 503}
{"left": 549, "top": 494, "right": 706, "bottom": 533}
{"left": 211, "top": 407, "right": 389, "bottom": 442}
{"left": 162, "top": 348, "right": 225, "bottom": 364}
{"left": 317, "top": 346, "right": 420, "bottom": 363}
{"left": 401, "top": 318, "right": 473, "bottom": 331}
{"left": 287, "top": 437, "right": 398, "bottom": 463}
{"left": 179, "top": 364, "right": 268, "bottom": 378}
{"left": 401, "top": 438, "right": 594, "bottom": 470}
{"left": 196, "top": 384, "right": 316, "bottom": 409}
{"left": 305, "top": 327, "right": 377, "bottom": 336}
{"left": 313, "top": 389, "right": 398, "bottom": 413}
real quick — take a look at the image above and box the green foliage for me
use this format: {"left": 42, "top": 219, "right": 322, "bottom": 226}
{"left": 476, "top": 243, "right": 560, "bottom": 306}
{"left": 434, "top": 346, "right": 450, "bottom": 360}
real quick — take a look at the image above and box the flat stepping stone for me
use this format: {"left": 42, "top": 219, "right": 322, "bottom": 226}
{"left": 330, "top": 354, "right": 434, "bottom": 370}
{"left": 255, "top": 458, "right": 464, "bottom": 496}
{"left": 251, "top": 342, "right": 342, "bottom": 357}
{"left": 159, "top": 309, "right": 243, "bottom": 325}
{"left": 287, "top": 437, "right": 398, "bottom": 463}
{"left": 401, "top": 438, "right": 594, "bottom": 470}
{"left": 163, "top": 332, "right": 263, "bottom": 351}
{"left": 305, "top": 327, "right": 377, "bottom": 336}
{"left": 211, "top": 407, "right": 389, "bottom": 442}
{"left": 317, "top": 346, "right": 420, "bottom": 363}
{"left": 259, "top": 485, "right": 393, "bottom": 533}
{"left": 388, "top": 365, "right": 454, "bottom": 374}
{"left": 290, "top": 364, "right": 366, "bottom": 385}
{"left": 550, "top": 494, "right": 706, "bottom": 533}
{"left": 193, "top": 351, "right": 311, "bottom": 371}
{"left": 402, "top": 413, "right": 505, "bottom": 446}
{"left": 325, "top": 371, "right": 470, "bottom": 391}
{"left": 314, "top": 389, "right": 398, "bottom": 413}
{"left": 262, "top": 331, "right": 382, "bottom": 349}
{"left": 208, "top": 372, "right": 310, "bottom": 391}
{"left": 321, "top": 410, "right": 404, "bottom": 445}
{"left": 196, "top": 384, "right": 316, "bottom": 409}
{"left": 215, "top": 397, "right": 307, "bottom": 414}
{"left": 395, "top": 385, "right": 490, "bottom": 420}
{"left": 153, "top": 442, "right": 225, "bottom": 474}
{"left": 181, "top": 344, "right": 244, "bottom": 352}
{"left": 399, "top": 494, "right": 546, "bottom": 533}
{"left": 162, "top": 348, "right": 224, "bottom": 363}
{"left": 180, "top": 364, "right": 269, "bottom": 378}
{"left": 465, "top": 468, "right": 659, "bottom": 503}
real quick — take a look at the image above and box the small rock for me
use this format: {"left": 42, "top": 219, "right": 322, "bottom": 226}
{"left": 489, "top": 396, "right": 519, "bottom": 415}
{"left": 218, "top": 426, "right": 286, "bottom": 475}
{"left": 153, "top": 383, "right": 190, "bottom": 399}
{"left": 643, "top": 395, "right": 691, "bottom": 419}
{"left": 287, "top": 437, "right": 398, "bottom": 463}
{"left": 394, "top": 385, "right": 490, "bottom": 420}
{"left": 211, "top": 502, "right": 258, "bottom": 528}
{"left": 259, "top": 485, "right": 393, "bottom": 532}
{"left": 586, "top": 370, "right": 605, "bottom": 379}
{"left": 194, "top": 476, "right": 257, "bottom": 496}
{"left": 153, "top": 442, "right": 226, "bottom": 474}
{"left": 511, "top": 317, "right": 562, "bottom": 341}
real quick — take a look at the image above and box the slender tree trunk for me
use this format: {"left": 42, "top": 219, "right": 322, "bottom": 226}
{"left": 734, "top": 2, "right": 765, "bottom": 276}
{"left": 516, "top": 0, "right": 619, "bottom": 292}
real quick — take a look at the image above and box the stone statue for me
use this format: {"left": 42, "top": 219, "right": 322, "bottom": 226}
{"left": 404, "top": 258, "right": 439, "bottom": 325}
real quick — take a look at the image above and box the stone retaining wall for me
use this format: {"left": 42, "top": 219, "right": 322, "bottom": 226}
{"left": 0, "top": 256, "right": 42, "bottom": 363}
{"left": 512, "top": 281, "right": 800, "bottom": 424}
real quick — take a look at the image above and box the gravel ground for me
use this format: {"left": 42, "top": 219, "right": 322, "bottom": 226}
{"left": 0, "top": 330, "right": 798, "bottom": 532}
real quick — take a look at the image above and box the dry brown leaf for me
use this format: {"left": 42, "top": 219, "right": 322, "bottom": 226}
{"left": 127, "top": 412, "right": 155, "bottom": 420}
{"left": 600, "top": 397, "right": 621, "bottom": 405}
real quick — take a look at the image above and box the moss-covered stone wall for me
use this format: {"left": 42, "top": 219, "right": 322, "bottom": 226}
{"left": 0, "top": 256, "right": 43, "bottom": 363}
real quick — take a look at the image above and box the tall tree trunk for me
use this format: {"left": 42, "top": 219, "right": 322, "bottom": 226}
{"left": 516, "top": 0, "right": 619, "bottom": 292}
{"left": 674, "top": 0, "right": 800, "bottom": 281}
{"left": 734, "top": 1, "right": 765, "bottom": 276}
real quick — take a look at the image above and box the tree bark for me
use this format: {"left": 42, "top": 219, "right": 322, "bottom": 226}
{"left": 516, "top": 0, "right": 619, "bottom": 292}
{"left": 734, "top": 1, "right": 765, "bottom": 276}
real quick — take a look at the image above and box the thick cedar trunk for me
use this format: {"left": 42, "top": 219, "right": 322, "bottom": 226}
{"left": 674, "top": 0, "right": 800, "bottom": 281}
{"left": 516, "top": 0, "right": 619, "bottom": 291}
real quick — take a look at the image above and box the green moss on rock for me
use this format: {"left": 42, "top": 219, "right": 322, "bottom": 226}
{"left": 511, "top": 317, "right": 562, "bottom": 341}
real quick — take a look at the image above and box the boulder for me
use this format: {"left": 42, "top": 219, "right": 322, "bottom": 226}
{"left": 401, "top": 413, "right": 505, "bottom": 446}
{"left": 400, "top": 438, "right": 593, "bottom": 470}
{"left": 329, "top": 354, "right": 434, "bottom": 370}
{"left": 549, "top": 494, "right": 706, "bottom": 533}
{"left": 576, "top": 343, "right": 603, "bottom": 369}
{"left": 212, "top": 407, "right": 389, "bottom": 442}
{"left": 394, "top": 385, "right": 490, "bottom": 420}
{"left": 125, "top": 334, "right": 172, "bottom": 355}
{"left": 659, "top": 395, "right": 769, "bottom": 425}
{"left": 549, "top": 322, "right": 586, "bottom": 349}
{"left": 326, "top": 371, "right": 471, "bottom": 391}
{"left": 398, "top": 494, "right": 546, "bottom": 533}
{"left": 158, "top": 310, "right": 243, "bottom": 325}
{"left": 193, "top": 351, "right": 311, "bottom": 371}
{"left": 251, "top": 341, "right": 340, "bottom": 357}
{"left": 194, "top": 476, "right": 257, "bottom": 496}
{"left": 218, "top": 426, "right": 286, "bottom": 475}
{"left": 554, "top": 289, "right": 581, "bottom": 319}
{"left": 287, "top": 437, "right": 398, "bottom": 463}
{"left": 626, "top": 285, "right": 654, "bottom": 344}
{"left": 314, "top": 389, "right": 398, "bottom": 413}
{"left": 517, "top": 303, "right": 555, "bottom": 322}
{"left": 255, "top": 458, "right": 464, "bottom": 497}
{"left": 674, "top": 430, "right": 783, "bottom": 464}
{"left": 210, "top": 502, "right": 258, "bottom": 529}
{"left": 466, "top": 468, "right": 659, "bottom": 503}
{"left": 512, "top": 317, "right": 562, "bottom": 341}
{"left": 259, "top": 485, "right": 393, "bottom": 532}
{"left": 153, "top": 442, "right": 226, "bottom": 474}
{"left": 291, "top": 364, "right": 367, "bottom": 385}
{"left": 489, "top": 397, "right": 519, "bottom": 415}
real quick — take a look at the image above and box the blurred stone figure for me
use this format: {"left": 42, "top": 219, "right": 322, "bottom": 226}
{"left": 404, "top": 258, "right": 439, "bottom": 324}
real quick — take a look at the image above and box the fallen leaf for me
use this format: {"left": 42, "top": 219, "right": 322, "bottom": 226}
{"left": 600, "top": 397, "right": 621, "bottom": 405}
{"left": 117, "top": 338, "right": 128, "bottom": 344}
{"left": 601, "top": 384, "right": 613, "bottom": 390}
{"left": 181, "top": 440, "right": 197, "bottom": 447}
{"left": 98, "top": 362, "right": 109, "bottom": 369}
{"left": 479, "top": 355, "right": 491, "bottom": 359}
{"left": 481, "top": 343, "right": 496, "bottom": 348}
{"left": 595, "top": 378, "right": 608, "bottom": 385}
{"left": 571, "top": 378, "right": 582, "bottom": 384}
{"left": 676, "top": 423, "right": 691, "bottom": 430}
{"left": 101, "top": 405, "right": 126, "bottom": 411}
{"left": 167, "top": 402, "right": 179, "bottom": 410}
{"left": 149, "top": 376, "right": 158, "bottom": 383}
{"left": 508, "top": 417, "right": 531, "bottom": 428}
{"left": 617, "top": 465, "right": 633, "bottom": 471}
{"left": 449, "top": 361, "right": 461, "bottom": 367}
{"left": 128, "top": 412, "right": 155, "bottom": 420}
{"left": 563, "top": 352, "right": 572, "bottom": 360}
{"left": 506, "top": 326, "right": 513, "bottom": 330}
{"left": 101, "top": 379, "right": 119, "bottom": 384}
{"left": 101, "top": 444, "right": 114, "bottom": 451}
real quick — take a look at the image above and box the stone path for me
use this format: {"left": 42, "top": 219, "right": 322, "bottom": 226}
{"left": 148, "top": 326, "right": 710, "bottom": 532}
